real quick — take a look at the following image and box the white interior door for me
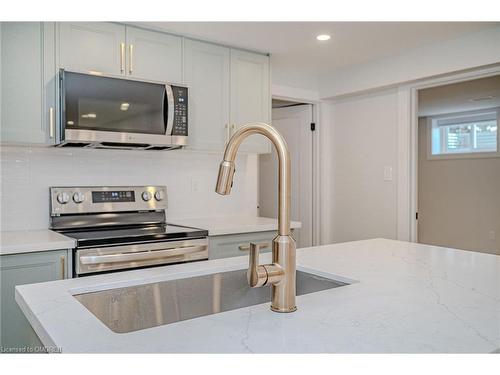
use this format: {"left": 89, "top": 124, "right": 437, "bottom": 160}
{"left": 259, "top": 104, "right": 314, "bottom": 248}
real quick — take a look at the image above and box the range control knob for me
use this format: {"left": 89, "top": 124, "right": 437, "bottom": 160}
{"left": 141, "top": 191, "right": 152, "bottom": 201}
{"left": 57, "top": 192, "right": 70, "bottom": 204}
{"left": 154, "top": 190, "right": 165, "bottom": 201}
{"left": 73, "top": 192, "right": 85, "bottom": 204}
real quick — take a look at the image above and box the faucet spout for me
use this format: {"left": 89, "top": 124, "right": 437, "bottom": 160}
{"left": 215, "top": 122, "right": 297, "bottom": 313}
{"left": 216, "top": 122, "right": 292, "bottom": 236}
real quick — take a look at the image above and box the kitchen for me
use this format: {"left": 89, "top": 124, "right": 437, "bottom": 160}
{"left": 1, "top": 1, "right": 500, "bottom": 373}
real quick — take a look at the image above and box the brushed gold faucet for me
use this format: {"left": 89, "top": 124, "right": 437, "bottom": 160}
{"left": 215, "top": 122, "right": 296, "bottom": 313}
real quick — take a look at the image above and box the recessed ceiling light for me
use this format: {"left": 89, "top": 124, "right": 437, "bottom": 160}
{"left": 316, "top": 34, "right": 331, "bottom": 41}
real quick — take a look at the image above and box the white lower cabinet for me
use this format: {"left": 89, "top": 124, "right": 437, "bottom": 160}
{"left": 0, "top": 250, "right": 71, "bottom": 351}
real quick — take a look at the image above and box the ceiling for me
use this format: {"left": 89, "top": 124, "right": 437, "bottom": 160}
{"left": 418, "top": 75, "right": 500, "bottom": 117}
{"left": 133, "top": 22, "right": 499, "bottom": 89}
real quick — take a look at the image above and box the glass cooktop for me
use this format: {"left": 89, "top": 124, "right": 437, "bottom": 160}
{"left": 62, "top": 224, "right": 208, "bottom": 248}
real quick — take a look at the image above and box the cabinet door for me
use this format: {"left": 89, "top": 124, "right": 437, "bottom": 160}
{"left": 59, "top": 22, "right": 125, "bottom": 75}
{"left": 209, "top": 231, "right": 275, "bottom": 260}
{"left": 1, "top": 22, "right": 51, "bottom": 144}
{"left": 43, "top": 23, "right": 57, "bottom": 144}
{"left": 0, "top": 250, "right": 69, "bottom": 351}
{"left": 125, "top": 27, "right": 182, "bottom": 83}
{"left": 184, "top": 39, "right": 230, "bottom": 151}
{"left": 230, "top": 49, "right": 271, "bottom": 153}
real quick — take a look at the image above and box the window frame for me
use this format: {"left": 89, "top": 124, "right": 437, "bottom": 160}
{"left": 426, "top": 108, "right": 500, "bottom": 160}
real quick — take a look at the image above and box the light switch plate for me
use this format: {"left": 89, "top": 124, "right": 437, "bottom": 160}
{"left": 384, "top": 166, "right": 393, "bottom": 181}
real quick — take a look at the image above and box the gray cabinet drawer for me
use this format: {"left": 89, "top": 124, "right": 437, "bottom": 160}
{"left": 0, "top": 249, "right": 70, "bottom": 351}
{"left": 209, "top": 231, "right": 276, "bottom": 260}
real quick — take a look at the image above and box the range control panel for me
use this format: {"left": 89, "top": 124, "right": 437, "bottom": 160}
{"left": 171, "top": 85, "right": 188, "bottom": 136}
{"left": 50, "top": 186, "right": 167, "bottom": 216}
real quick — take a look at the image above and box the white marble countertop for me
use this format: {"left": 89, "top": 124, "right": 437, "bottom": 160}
{"left": 0, "top": 216, "right": 300, "bottom": 255}
{"left": 169, "top": 215, "right": 301, "bottom": 236}
{"left": 15, "top": 239, "right": 500, "bottom": 353}
{"left": 0, "top": 230, "right": 76, "bottom": 256}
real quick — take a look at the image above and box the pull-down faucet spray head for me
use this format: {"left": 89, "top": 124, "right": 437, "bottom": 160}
{"left": 215, "top": 161, "right": 235, "bottom": 195}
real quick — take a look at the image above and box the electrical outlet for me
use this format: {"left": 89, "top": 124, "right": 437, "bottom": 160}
{"left": 488, "top": 230, "right": 496, "bottom": 241}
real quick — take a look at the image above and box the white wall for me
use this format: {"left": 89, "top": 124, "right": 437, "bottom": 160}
{"left": 0, "top": 146, "right": 258, "bottom": 231}
{"left": 327, "top": 89, "right": 399, "bottom": 243}
{"left": 319, "top": 26, "right": 500, "bottom": 98}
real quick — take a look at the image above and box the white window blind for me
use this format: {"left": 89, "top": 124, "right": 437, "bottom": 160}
{"left": 430, "top": 110, "right": 498, "bottom": 156}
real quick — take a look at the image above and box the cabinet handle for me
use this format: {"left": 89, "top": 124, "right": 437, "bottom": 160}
{"left": 239, "top": 242, "right": 270, "bottom": 251}
{"left": 60, "top": 256, "right": 66, "bottom": 279}
{"left": 49, "top": 107, "right": 55, "bottom": 138}
{"left": 129, "top": 44, "right": 134, "bottom": 74}
{"left": 120, "top": 43, "right": 125, "bottom": 73}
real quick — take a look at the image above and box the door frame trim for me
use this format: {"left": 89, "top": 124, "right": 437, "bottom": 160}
{"left": 270, "top": 90, "right": 321, "bottom": 246}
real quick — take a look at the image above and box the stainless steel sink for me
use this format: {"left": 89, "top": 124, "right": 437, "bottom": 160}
{"left": 74, "top": 270, "right": 347, "bottom": 333}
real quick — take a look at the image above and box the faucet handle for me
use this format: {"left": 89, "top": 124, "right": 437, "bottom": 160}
{"left": 247, "top": 242, "right": 269, "bottom": 288}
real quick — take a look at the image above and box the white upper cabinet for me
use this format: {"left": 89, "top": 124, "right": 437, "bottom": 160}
{"left": 230, "top": 49, "right": 271, "bottom": 153}
{"left": 125, "top": 27, "right": 182, "bottom": 83}
{"left": 1, "top": 22, "right": 56, "bottom": 145}
{"left": 59, "top": 22, "right": 125, "bottom": 75}
{"left": 1, "top": 22, "right": 272, "bottom": 152}
{"left": 59, "top": 23, "right": 182, "bottom": 83}
{"left": 184, "top": 39, "right": 230, "bottom": 151}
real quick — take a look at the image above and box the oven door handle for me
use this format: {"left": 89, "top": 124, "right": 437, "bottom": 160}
{"left": 79, "top": 245, "right": 206, "bottom": 265}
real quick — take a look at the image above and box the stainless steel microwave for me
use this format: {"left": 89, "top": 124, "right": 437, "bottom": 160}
{"left": 57, "top": 70, "right": 188, "bottom": 150}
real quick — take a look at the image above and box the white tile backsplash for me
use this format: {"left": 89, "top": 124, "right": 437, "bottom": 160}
{"left": 0, "top": 146, "right": 258, "bottom": 231}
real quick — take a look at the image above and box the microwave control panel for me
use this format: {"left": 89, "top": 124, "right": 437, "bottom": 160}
{"left": 172, "top": 86, "right": 188, "bottom": 136}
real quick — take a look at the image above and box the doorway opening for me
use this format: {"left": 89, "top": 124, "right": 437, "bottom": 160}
{"left": 416, "top": 74, "right": 500, "bottom": 255}
{"left": 258, "top": 98, "right": 316, "bottom": 248}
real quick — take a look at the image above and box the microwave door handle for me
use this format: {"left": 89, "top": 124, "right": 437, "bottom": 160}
{"left": 164, "top": 85, "right": 175, "bottom": 135}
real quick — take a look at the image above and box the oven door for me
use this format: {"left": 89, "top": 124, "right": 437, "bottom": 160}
{"left": 59, "top": 70, "right": 188, "bottom": 148}
{"left": 76, "top": 238, "right": 208, "bottom": 275}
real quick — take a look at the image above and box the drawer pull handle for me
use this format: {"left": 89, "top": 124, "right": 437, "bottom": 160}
{"left": 238, "top": 242, "right": 270, "bottom": 251}
{"left": 60, "top": 256, "right": 66, "bottom": 279}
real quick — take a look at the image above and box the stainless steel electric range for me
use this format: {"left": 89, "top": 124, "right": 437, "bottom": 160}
{"left": 49, "top": 186, "right": 208, "bottom": 277}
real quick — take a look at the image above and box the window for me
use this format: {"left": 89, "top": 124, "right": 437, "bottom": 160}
{"left": 430, "top": 110, "right": 498, "bottom": 156}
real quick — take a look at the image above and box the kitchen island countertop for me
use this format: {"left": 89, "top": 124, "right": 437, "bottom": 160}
{"left": 15, "top": 238, "right": 500, "bottom": 353}
{"left": 0, "top": 230, "right": 76, "bottom": 256}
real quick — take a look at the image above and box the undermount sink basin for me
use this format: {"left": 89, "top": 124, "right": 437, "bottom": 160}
{"left": 74, "top": 269, "right": 347, "bottom": 333}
